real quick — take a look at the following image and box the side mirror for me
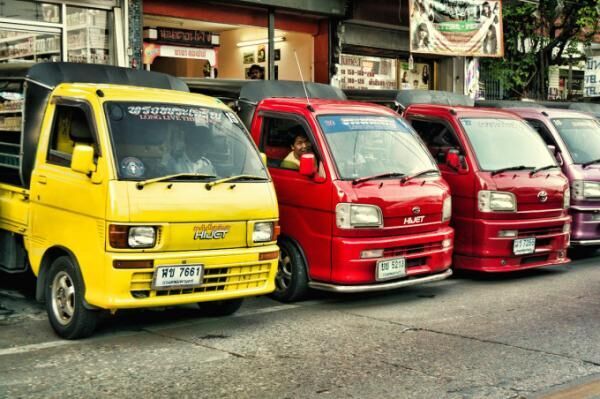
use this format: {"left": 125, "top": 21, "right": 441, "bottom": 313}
{"left": 260, "top": 152, "right": 267, "bottom": 166}
{"left": 71, "top": 145, "right": 95, "bottom": 175}
{"left": 548, "top": 145, "right": 564, "bottom": 166}
{"left": 299, "top": 153, "right": 317, "bottom": 177}
{"left": 446, "top": 149, "right": 468, "bottom": 174}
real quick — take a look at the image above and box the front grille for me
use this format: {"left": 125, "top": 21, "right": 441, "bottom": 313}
{"left": 383, "top": 241, "right": 443, "bottom": 258}
{"left": 130, "top": 262, "right": 271, "bottom": 299}
{"left": 518, "top": 226, "right": 563, "bottom": 238}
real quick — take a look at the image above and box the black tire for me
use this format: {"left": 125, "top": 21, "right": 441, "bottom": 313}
{"left": 270, "top": 238, "right": 308, "bottom": 302}
{"left": 45, "top": 256, "right": 98, "bottom": 339}
{"left": 569, "top": 246, "right": 599, "bottom": 260}
{"left": 197, "top": 298, "right": 244, "bottom": 317}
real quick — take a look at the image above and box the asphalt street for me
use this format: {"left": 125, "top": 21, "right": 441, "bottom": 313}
{"left": 0, "top": 251, "right": 599, "bottom": 399}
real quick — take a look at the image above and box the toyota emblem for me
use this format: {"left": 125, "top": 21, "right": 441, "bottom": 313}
{"left": 538, "top": 191, "right": 548, "bottom": 203}
{"left": 412, "top": 206, "right": 421, "bottom": 215}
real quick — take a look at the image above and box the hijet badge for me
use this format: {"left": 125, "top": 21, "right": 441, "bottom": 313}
{"left": 193, "top": 223, "right": 231, "bottom": 240}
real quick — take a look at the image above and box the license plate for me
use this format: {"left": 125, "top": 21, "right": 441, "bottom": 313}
{"left": 152, "top": 265, "right": 204, "bottom": 290}
{"left": 513, "top": 238, "right": 536, "bottom": 256}
{"left": 376, "top": 257, "right": 406, "bottom": 281}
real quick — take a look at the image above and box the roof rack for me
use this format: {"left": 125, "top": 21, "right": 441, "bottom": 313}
{"left": 344, "top": 89, "right": 474, "bottom": 110}
{"left": 184, "top": 79, "right": 346, "bottom": 128}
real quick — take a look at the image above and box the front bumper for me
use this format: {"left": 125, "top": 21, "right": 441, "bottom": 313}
{"left": 85, "top": 245, "right": 279, "bottom": 310}
{"left": 454, "top": 215, "right": 570, "bottom": 272}
{"left": 569, "top": 206, "right": 600, "bottom": 246}
{"left": 327, "top": 226, "right": 454, "bottom": 286}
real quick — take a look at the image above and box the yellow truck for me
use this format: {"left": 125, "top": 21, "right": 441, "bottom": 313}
{"left": 0, "top": 63, "right": 279, "bottom": 339}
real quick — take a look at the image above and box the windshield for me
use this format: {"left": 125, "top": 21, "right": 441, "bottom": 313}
{"left": 318, "top": 115, "right": 437, "bottom": 180}
{"left": 105, "top": 102, "right": 267, "bottom": 181}
{"left": 551, "top": 118, "right": 600, "bottom": 164}
{"left": 460, "top": 118, "right": 556, "bottom": 171}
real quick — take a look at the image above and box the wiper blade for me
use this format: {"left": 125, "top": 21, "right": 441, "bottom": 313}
{"left": 401, "top": 169, "right": 439, "bottom": 184}
{"left": 205, "top": 174, "right": 268, "bottom": 190}
{"left": 530, "top": 164, "right": 558, "bottom": 176}
{"left": 583, "top": 158, "right": 600, "bottom": 168}
{"left": 136, "top": 173, "right": 216, "bottom": 189}
{"left": 490, "top": 165, "right": 532, "bottom": 176}
{"left": 352, "top": 172, "right": 406, "bottom": 185}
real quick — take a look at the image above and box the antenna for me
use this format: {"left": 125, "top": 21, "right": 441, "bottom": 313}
{"left": 294, "top": 50, "right": 314, "bottom": 112}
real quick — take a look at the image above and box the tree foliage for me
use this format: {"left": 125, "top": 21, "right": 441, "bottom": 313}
{"left": 481, "top": 0, "right": 600, "bottom": 99}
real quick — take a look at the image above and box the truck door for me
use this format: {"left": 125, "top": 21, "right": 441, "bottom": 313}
{"left": 257, "top": 112, "right": 332, "bottom": 282}
{"left": 29, "top": 98, "right": 108, "bottom": 271}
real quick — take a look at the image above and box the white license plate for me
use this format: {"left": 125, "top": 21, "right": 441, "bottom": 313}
{"left": 152, "top": 265, "right": 204, "bottom": 290}
{"left": 513, "top": 238, "right": 536, "bottom": 256}
{"left": 376, "top": 257, "right": 406, "bottom": 281}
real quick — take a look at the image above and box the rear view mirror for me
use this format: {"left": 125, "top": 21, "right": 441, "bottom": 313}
{"left": 71, "top": 145, "right": 95, "bottom": 175}
{"left": 446, "top": 149, "right": 468, "bottom": 174}
{"left": 299, "top": 153, "right": 317, "bottom": 177}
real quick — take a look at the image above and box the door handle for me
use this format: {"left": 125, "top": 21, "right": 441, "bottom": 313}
{"left": 38, "top": 175, "right": 47, "bottom": 185}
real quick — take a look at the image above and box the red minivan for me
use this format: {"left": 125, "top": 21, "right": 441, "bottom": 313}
{"left": 345, "top": 90, "right": 571, "bottom": 272}
{"left": 187, "top": 80, "right": 454, "bottom": 301}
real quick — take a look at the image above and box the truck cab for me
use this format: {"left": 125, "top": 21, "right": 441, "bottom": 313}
{"left": 0, "top": 63, "right": 280, "bottom": 338}
{"left": 345, "top": 90, "right": 571, "bottom": 272}
{"left": 187, "top": 80, "right": 454, "bottom": 301}
{"left": 500, "top": 107, "right": 600, "bottom": 248}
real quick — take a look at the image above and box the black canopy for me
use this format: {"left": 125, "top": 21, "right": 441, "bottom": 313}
{"left": 475, "top": 100, "right": 546, "bottom": 109}
{"left": 344, "top": 89, "right": 474, "bottom": 110}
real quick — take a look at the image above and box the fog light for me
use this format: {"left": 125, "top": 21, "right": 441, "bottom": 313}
{"left": 361, "top": 249, "right": 384, "bottom": 259}
{"left": 442, "top": 238, "right": 452, "bottom": 248}
{"left": 563, "top": 223, "right": 571, "bottom": 234}
{"left": 500, "top": 259, "right": 507, "bottom": 265}
{"left": 498, "top": 230, "right": 518, "bottom": 238}
{"left": 558, "top": 250, "right": 565, "bottom": 260}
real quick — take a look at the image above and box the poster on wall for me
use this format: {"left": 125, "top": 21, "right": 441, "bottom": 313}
{"left": 339, "top": 54, "right": 397, "bottom": 90}
{"left": 584, "top": 56, "right": 600, "bottom": 98}
{"left": 400, "top": 62, "right": 431, "bottom": 90}
{"left": 464, "top": 58, "right": 480, "bottom": 99}
{"left": 409, "top": 0, "right": 503, "bottom": 57}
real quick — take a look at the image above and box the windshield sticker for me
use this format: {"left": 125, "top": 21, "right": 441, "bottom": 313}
{"left": 319, "top": 115, "right": 407, "bottom": 134}
{"left": 120, "top": 157, "right": 145, "bottom": 178}
{"left": 463, "top": 119, "right": 521, "bottom": 130}
{"left": 225, "top": 112, "right": 239, "bottom": 125}
{"left": 555, "top": 119, "right": 597, "bottom": 129}
{"left": 125, "top": 105, "right": 223, "bottom": 125}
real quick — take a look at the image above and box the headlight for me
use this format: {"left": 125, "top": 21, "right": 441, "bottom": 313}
{"left": 253, "top": 222, "right": 274, "bottom": 243}
{"left": 563, "top": 187, "right": 570, "bottom": 209}
{"left": 128, "top": 226, "right": 157, "bottom": 248}
{"left": 478, "top": 190, "right": 517, "bottom": 212}
{"left": 572, "top": 180, "right": 600, "bottom": 200}
{"left": 442, "top": 197, "right": 452, "bottom": 222}
{"left": 336, "top": 203, "right": 383, "bottom": 228}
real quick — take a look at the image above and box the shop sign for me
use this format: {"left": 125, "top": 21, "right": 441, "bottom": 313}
{"left": 409, "top": 0, "right": 503, "bottom": 57}
{"left": 144, "top": 27, "right": 218, "bottom": 47}
{"left": 143, "top": 43, "right": 217, "bottom": 65}
{"left": 584, "top": 56, "right": 600, "bottom": 97}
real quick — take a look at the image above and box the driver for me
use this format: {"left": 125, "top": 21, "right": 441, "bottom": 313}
{"left": 280, "top": 127, "right": 313, "bottom": 170}
{"left": 160, "top": 126, "right": 216, "bottom": 175}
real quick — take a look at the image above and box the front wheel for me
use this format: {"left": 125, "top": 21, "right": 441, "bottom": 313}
{"left": 197, "top": 298, "right": 244, "bottom": 317}
{"left": 45, "top": 256, "right": 98, "bottom": 339}
{"left": 270, "top": 239, "right": 308, "bottom": 302}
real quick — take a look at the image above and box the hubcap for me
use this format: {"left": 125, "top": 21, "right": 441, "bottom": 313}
{"left": 51, "top": 271, "right": 76, "bottom": 326}
{"left": 275, "top": 248, "right": 293, "bottom": 293}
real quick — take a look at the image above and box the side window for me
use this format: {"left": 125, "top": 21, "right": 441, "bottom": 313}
{"left": 409, "top": 119, "right": 461, "bottom": 165}
{"left": 261, "top": 116, "right": 314, "bottom": 170}
{"left": 525, "top": 119, "right": 556, "bottom": 146}
{"left": 48, "top": 104, "right": 96, "bottom": 167}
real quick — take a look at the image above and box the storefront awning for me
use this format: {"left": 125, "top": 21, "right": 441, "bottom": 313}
{"left": 212, "top": 0, "right": 346, "bottom": 16}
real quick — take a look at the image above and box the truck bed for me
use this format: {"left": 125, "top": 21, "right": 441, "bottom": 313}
{"left": 0, "top": 182, "right": 29, "bottom": 235}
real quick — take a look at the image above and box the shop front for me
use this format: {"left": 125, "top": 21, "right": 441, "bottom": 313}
{"left": 0, "top": 0, "right": 128, "bottom": 66}
{"left": 142, "top": 0, "right": 345, "bottom": 82}
{"left": 335, "top": 0, "right": 441, "bottom": 92}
